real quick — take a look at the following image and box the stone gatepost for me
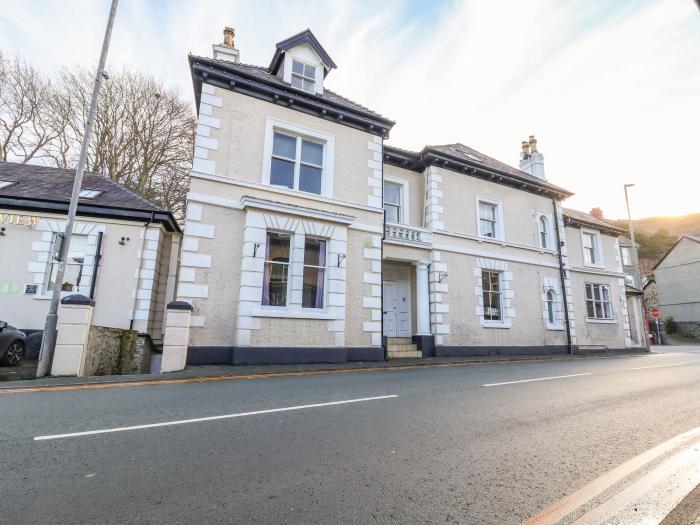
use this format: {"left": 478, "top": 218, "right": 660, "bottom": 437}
{"left": 51, "top": 294, "right": 95, "bottom": 377}
{"left": 160, "top": 301, "right": 193, "bottom": 373}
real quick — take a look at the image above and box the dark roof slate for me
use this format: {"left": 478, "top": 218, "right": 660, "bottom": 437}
{"left": 563, "top": 207, "right": 626, "bottom": 235}
{"left": 428, "top": 143, "right": 573, "bottom": 196}
{"left": 190, "top": 56, "right": 391, "bottom": 123}
{"left": 0, "top": 162, "right": 180, "bottom": 232}
{"left": 383, "top": 143, "right": 574, "bottom": 199}
{"left": 0, "top": 162, "right": 164, "bottom": 212}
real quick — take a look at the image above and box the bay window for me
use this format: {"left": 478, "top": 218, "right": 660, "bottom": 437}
{"left": 262, "top": 232, "right": 291, "bottom": 307}
{"left": 302, "top": 238, "right": 326, "bottom": 309}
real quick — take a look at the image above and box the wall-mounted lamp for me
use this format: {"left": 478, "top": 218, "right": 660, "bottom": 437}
{"left": 438, "top": 272, "right": 448, "bottom": 283}
{"left": 253, "top": 243, "right": 261, "bottom": 258}
{"left": 337, "top": 254, "right": 346, "bottom": 267}
{"left": 119, "top": 236, "right": 130, "bottom": 245}
{"left": 0, "top": 227, "right": 5, "bottom": 236}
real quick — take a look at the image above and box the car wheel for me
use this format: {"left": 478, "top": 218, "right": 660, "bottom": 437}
{"left": 2, "top": 341, "right": 24, "bottom": 366}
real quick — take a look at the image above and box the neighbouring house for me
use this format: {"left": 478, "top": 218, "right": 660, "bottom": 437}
{"left": 0, "top": 162, "right": 182, "bottom": 350}
{"left": 654, "top": 235, "right": 700, "bottom": 338}
{"left": 162, "top": 27, "right": 643, "bottom": 369}
{"left": 562, "top": 210, "right": 646, "bottom": 349}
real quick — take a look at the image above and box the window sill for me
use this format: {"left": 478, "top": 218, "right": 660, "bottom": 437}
{"left": 583, "top": 263, "right": 606, "bottom": 270}
{"left": 546, "top": 324, "right": 566, "bottom": 331}
{"left": 480, "top": 320, "right": 512, "bottom": 329}
{"left": 585, "top": 318, "right": 617, "bottom": 324}
{"left": 252, "top": 308, "right": 342, "bottom": 320}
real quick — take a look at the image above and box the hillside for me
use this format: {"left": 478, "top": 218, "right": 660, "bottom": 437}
{"left": 608, "top": 213, "right": 700, "bottom": 274}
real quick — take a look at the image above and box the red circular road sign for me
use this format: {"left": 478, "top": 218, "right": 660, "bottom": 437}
{"left": 650, "top": 307, "right": 661, "bottom": 319}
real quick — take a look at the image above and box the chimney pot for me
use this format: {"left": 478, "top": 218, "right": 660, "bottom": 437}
{"left": 223, "top": 26, "right": 235, "bottom": 48}
{"left": 528, "top": 135, "right": 538, "bottom": 154}
{"left": 213, "top": 25, "right": 240, "bottom": 63}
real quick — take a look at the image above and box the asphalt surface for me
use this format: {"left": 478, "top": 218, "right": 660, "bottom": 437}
{"left": 1, "top": 346, "right": 699, "bottom": 524}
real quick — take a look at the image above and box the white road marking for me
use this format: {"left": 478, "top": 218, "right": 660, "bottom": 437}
{"left": 482, "top": 373, "right": 592, "bottom": 387}
{"left": 629, "top": 362, "right": 690, "bottom": 370}
{"left": 521, "top": 425, "right": 700, "bottom": 524}
{"left": 34, "top": 394, "right": 399, "bottom": 441}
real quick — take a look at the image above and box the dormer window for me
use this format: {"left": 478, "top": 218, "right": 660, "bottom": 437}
{"left": 79, "top": 189, "right": 102, "bottom": 199}
{"left": 291, "top": 60, "right": 316, "bottom": 93}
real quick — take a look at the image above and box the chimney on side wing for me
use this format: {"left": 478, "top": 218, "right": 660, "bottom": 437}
{"left": 590, "top": 207, "right": 604, "bottom": 220}
{"left": 213, "top": 26, "right": 240, "bottom": 63}
{"left": 519, "top": 135, "right": 546, "bottom": 180}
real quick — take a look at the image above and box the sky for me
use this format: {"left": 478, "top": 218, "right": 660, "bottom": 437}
{"left": 1, "top": 0, "right": 698, "bottom": 220}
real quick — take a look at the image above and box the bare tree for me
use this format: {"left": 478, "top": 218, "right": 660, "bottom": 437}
{"left": 0, "top": 53, "right": 65, "bottom": 163}
{"left": 49, "top": 65, "right": 195, "bottom": 220}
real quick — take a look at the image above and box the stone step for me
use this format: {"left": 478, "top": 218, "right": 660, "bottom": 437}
{"left": 387, "top": 342, "right": 421, "bottom": 359}
{"left": 387, "top": 337, "right": 413, "bottom": 345}
{"left": 387, "top": 349, "right": 422, "bottom": 359}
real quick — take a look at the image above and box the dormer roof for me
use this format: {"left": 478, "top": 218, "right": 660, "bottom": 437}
{"left": 269, "top": 29, "right": 337, "bottom": 76}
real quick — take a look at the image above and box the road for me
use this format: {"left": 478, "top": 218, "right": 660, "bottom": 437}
{"left": 1, "top": 346, "right": 699, "bottom": 524}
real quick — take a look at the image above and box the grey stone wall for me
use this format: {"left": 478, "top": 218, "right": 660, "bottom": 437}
{"left": 83, "top": 327, "right": 144, "bottom": 376}
{"left": 676, "top": 321, "right": 700, "bottom": 340}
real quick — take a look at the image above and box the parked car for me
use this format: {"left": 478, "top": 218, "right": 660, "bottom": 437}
{"left": 0, "top": 321, "right": 26, "bottom": 366}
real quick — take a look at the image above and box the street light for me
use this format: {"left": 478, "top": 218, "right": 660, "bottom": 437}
{"left": 624, "top": 183, "right": 635, "bottom": 243}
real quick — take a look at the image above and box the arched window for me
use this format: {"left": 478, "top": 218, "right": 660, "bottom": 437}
{"left": 539, "top": 215, "right": 549, "bottom": 249}
{"left": 546, "top": 289, "right": 556, "bottom": 324}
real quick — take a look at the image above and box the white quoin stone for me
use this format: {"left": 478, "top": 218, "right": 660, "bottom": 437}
{"left": 51, "top": 300, "right": 94, "bottom": 377}
{"left": 161, "top": 302, "right": 193, "bottom": 373}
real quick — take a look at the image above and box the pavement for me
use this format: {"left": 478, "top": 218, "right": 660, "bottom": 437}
{"left": 0, "top": 348, "right": 649, "bottom": 387}
{"left": 1, "top": 346, "right": 699, "bottom": 524}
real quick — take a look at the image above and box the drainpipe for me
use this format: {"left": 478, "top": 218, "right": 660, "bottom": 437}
{"left": 552, "top": 199, "right": 573, "bottom": 354}
{"left": 130, "top": 211, "right": 155, "bottom": 330}
{"left": 89, "top": 231, "right": 103, "bottom": 299}
{"left": 381, "top": 135, "right": 387, "bottom": 361}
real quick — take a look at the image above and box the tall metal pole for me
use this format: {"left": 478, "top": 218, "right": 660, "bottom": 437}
{"left": 36, "top": 0, "right": 119, "bottom": 378}
{"left": 624, "top": 183, "right": 635, "bottom": 243}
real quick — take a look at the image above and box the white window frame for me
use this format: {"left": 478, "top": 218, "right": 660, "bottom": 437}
{"left": 290, "top": 59, "right": 316, "bottom": 94}
{"left": 475, "top": 195, "right": 505, "bottom": 241}
{"left": 301, "top": 236, "right": 328, "bottom": 310}
{"left": 262, "top": 117, "right": 334, "bottom": 198}
{"left": 584, "top": 283, "right": 615, "bottom": 322}
{"left": 581, "top": 229, "right": 604, "bottom": 268}
{"left": 544, "top": 287, "right": 565, "bottom": 330}
{"left": 261, "top": 231, "right": 292, "bottom": 308}
{"left": 45, "top": 233, "right": 89, "bottom": 295}
{"left": 620, "top": 246, "right": 632, "bottom": 266}
{"left": 481, "top": 269, "right": 505, "bottom": 326}
{"left": 383, "top": 175, "right": 410, "bottom": 225}
{"left": 79, "top": 189, "right": 102, "bottom": 199}
{"left": 537, "top": 211, "right": 553, "bottom": 250}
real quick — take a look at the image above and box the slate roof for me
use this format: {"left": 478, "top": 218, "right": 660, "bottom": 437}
{"left": 563, "top": 207, "right": 626, "bottom": 235}
{"left": 0, "top": 162, "right": 180, "bottom": 232}
{"left": 428, "top": 143, "right": 573, "bottom": 196}
{"left": 190, "top": 56, "right": 392, "bottom": 126}
{"left": 383, "top": 143, "right": 574, "bottom": 199}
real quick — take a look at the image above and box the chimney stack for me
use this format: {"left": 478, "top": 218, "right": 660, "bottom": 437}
{"left": 519, "top": 134, "right": 546, "bottom": 180}
{"left": 590, "top": 207, "right": 604, "bottom": 220}
{"left": 213, "top": 26, "right": 240, "bottom": 63}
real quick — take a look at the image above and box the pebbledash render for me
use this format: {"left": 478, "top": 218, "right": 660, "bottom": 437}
{"left": 165, "top": 28, "right": 645, "bottom": 368}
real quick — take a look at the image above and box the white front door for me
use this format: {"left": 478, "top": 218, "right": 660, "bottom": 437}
{"left": 383, "top": 274, "right": 411, "bottom": 338}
